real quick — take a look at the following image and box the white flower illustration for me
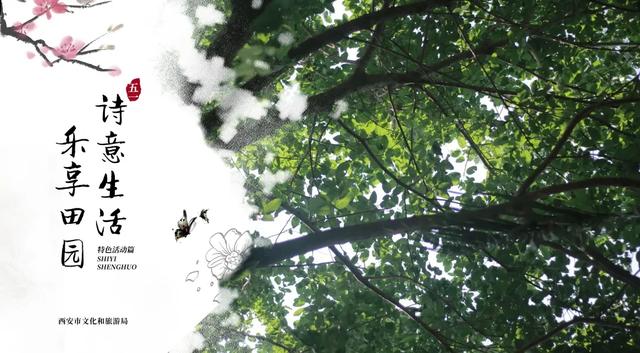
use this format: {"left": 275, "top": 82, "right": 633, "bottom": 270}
{"left": 205, "top": 229, "right": 252, "bottom": 280}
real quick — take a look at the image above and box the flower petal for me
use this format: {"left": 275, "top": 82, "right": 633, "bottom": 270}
{"left": 206, "top": 257, "right": 226, "bottom": 270}
{"left": 208, "top": 232, "right": 229, "bottom": 253}
{"left": 108, "top": 66, "right": 122, "bottom": 77}
{"left": 233, "top": 232, "right": 253, "bottom": 253}
{"left": 52, "top": 3, "right": 67, "bottom": 13}
{"left": 184, "top": 270, "right": 199, "bottom": 282}
{"left": 60, "top": 36, "right": 72, "bottom": 46}
{"left": 205, "top": 248, "right": 225, "bottom": 263}
{"left": 209, "top": 262, "right": 228, "bottom": 280}
{"left": 73, "top": 40, "right": 85, "bottom": 51}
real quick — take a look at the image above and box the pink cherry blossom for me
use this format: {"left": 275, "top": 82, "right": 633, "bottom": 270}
{"left": 108, "top": 66, "right": 122, "bottom": 77}
{"left": 33, "top": 0, "right": 67, "bottom": 20}
{"left": 13, "top": 21, "right": 36, "bottom": 35}
{"left": 52, "top": 36, "right": 85, "bottom": 60}
{"left": 26, "top": 52, "right": 36, "bottom": 59}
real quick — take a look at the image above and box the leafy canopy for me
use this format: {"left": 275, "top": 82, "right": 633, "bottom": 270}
{"left": 193, "top": 0, "right": 640, "bottom": 352}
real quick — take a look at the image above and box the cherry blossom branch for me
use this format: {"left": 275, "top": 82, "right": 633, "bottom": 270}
{"left": 77, "top": 46, "right": 112, "bottom": 56}
{"left": 66, "top": 1, "right": 110, "bottom": 10}
{"left": 0, "top": 0, "right": 6, "bottom": 30}
{"left": 18, "top": 0, "right": 109, "bottom": 28}
{"left": 50, "top": 56, "right": 115, "bottom": 72}
{"left": 0, "top": 0, "right": 120, "bottom": 74}
{"left": 1, "top": 25, "right": 54, "bottom": 64}
{"left": 78, "top": 26, "right": 121, "bottom": 54}
{"left": 17, "top": 8, "right": 50, "bottom": 27}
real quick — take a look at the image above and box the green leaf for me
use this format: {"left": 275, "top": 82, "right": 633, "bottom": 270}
{"left": 263, "top": 198, "right": 282, "bottom": 213}
{"left": 334, "top": 193, "right": 354, "bottom": 210}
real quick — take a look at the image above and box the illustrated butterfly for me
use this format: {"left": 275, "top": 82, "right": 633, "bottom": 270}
{"left": 200, "top": 209, "right": 210, "bottom": 223}
{"left": 174, "top": 209, "right": 210, "bottom": 241}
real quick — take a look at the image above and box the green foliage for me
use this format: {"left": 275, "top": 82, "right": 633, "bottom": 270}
{"left": 252, "top": 0, "right": 335, "bottom": 32}
{"left": 197, "top": 0, "right": 640, "bottom": 352}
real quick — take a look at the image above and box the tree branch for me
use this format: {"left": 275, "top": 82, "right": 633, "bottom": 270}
{"left": 516, "top": 316, "right": 639, "bottom": 353}
{"left": 352, "top": 13, "right": 387, "bottom": 76}
{"left": 205, "top": 0, "right": 272, "bottom": 63}
{"left": 0, "top": 0, "right": 6, "bottom": 32}
{"left": 419, "top": 87, "right": 495, "bottom": 172}
{"left": 367, "top": 274, "right": 498, "bottom": 341}
{"left": 540, "top": 239, "right": 640, "bottom": 290}
{"left": 244, "top": 203, "right": 510, "bottom": 268}
{"left": 583, "top": 245, "right": 640, "bottom": 290}
{"left": 280, "top": 202, "right": 455, "bottom": 352}
{"left": 222, "top": 327, "right": 297, "bottom": 353}
{"left": 240, "top": 0, "right": 474, "bottom": 94}
{"left": 516, "top": 97, "right": 640, "bottom": 196}
{"left": 213, "top": 61, "right": 509, "bottom": 150}
{"left": 526, "top": 177, "right": 640, "bottom": 199}
{"left": 208, "top": 36, "right": 507, "bottom": 150}
{"left": 335, "top": 118, "right": 443, "bottom": 210}
{"left": 333, "top": 248, "right": 455, "bottom": 352}
{"left": 238, "top": 177, "right": 640, "bottom": 269}
{"left": 288, "top": 0, "right": 454, "bottom": 62}
{"left": 386, "top": 87, "right": 439, "bottom": 201}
